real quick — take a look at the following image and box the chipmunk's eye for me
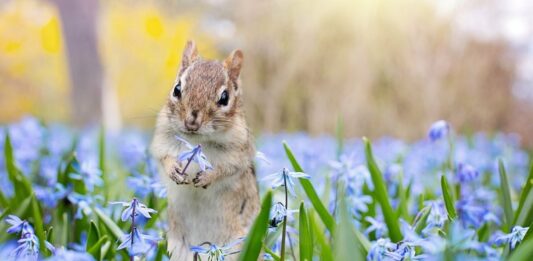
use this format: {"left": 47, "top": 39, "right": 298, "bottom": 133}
{"left": 218, "top": 90, "right": 229, "bottom": 106}
{"left": 173, "top": 82, "right": 182, "bottom": 99}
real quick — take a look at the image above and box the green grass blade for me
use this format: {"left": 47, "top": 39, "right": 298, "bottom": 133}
{"left": 309, "top": 212, "right": 333, "bottom": 261}
{"left": 88, "top": 235, "right": 108, "bottom": 260}
{"left": 283, "top": 142, "right": 336, "bottom": 233}
{"left": 31, "top": 195, "right": 46, "bottom": 254}
{"left": 440, "top": 175, "right": 457, "bottom": 220}
{"left": 239, "top": 191, "right": 273, "bottom": 261}
{"left": 154, "top": 240, "right": 167, "bottom": 261}
{"left": 363, "top": 137, "right": 402, "bottom": 242}
{"left": 0, "top": 189, "right": 8, "bottom": 209}
{"left": 515, "top": 190, "right": 533, "bottom": 226}
{"left": 354, "top": 229, "right": 370, "bottom": 254}
{"left": 413, "top": 207, "right": 431, "bottom": 234}
{"left": 299, "top": 202, "right": 313, "bottom": 261}
{"left": 0, "top": 207, "right": 11, "bottom": 220}
{"left": 94, "top": 208, "right": 124, "bottom": 240}
{"left": 509, "top": 236, "right": 533, "bottom": 261}
{"left": 333, "top": 195, "right": 365, "bottom": 261}
{"left": 499, "top": 160, "right": 514, "bottom": 232}
{"left": 263, "top": 244, "right": 281, "bottom": 261}
{"left": 521, "top": 219, "right": 533, "bottom": 243}
{"left": 4, "top": 132, "right": 33, "bottom": 202}
{"left": 515, "top": 162, "right": 533, "bottom": 226}
{"left": 85, "top": 220, "right": 100, "bottom": 252}
{"left": 98, "top": 127, "right": 108, "bottom": 200}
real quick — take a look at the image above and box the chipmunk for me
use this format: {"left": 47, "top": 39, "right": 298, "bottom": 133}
{"left": 150, "top": 41, "right": 260, "bottom": 261}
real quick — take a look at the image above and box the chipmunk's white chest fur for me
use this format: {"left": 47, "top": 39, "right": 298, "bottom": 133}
{"left": 164, "top": 172, "right": 240, "bottom": 243}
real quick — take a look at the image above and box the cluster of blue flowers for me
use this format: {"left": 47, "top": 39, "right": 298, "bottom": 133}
{"left": 0, "top": 116, "right": 531, "bottom": 260}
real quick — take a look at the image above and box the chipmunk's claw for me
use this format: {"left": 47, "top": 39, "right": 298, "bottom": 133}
{"left": 169, "top": 165, "right": 189, "bottom": 185}
{"left": 193, "top": 171, "right": 212, "bottom": 188}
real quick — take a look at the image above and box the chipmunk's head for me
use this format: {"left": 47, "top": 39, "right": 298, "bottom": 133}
{"left": 167, "top": 40, "right": 244, "bottom": 137}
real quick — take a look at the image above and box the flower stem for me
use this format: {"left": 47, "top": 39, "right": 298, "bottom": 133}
{"left": 180, "top": 145, "right": 200, "bottom": 175}
{"left": 130, "top": 198, "right": 137, "bottom": 261}
{"left": 280, "top": 173, "right": 288, "bottom": 261}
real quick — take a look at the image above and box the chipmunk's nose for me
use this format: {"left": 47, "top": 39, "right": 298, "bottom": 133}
{"left": 184, "top": 110, "right": 201, "bottom": 132}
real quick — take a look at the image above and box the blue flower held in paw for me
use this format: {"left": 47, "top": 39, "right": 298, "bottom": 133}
{"left": 176, "top": 136, "right": 212, "bottom": 172}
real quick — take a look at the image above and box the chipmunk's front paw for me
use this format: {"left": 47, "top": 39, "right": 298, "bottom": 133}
{"left": 169, "top": 163, "right": 189, "bottom": 185}
{"left": 192, "top": 171, "right": 214, "bottom": 188}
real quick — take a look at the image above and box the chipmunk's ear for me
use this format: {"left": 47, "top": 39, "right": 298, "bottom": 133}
{"left": 181, "top": 40, "right": 199, "bottom": 71}
{"left": 224, "top": 49, "right": 243, "bottom": 83}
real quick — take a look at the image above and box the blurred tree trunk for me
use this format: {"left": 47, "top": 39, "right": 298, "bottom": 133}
{"left": 53, "top": 0, "right": 102, "bottom": 126}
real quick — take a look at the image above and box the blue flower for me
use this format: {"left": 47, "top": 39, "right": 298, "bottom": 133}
{"left": 67, "top": 193, "right": 94, "bottom": 219}
{"left": 423, "top": 200, "right": 448, "bottom": 234}
{"left": 117, "top": 227, "right": 160, "bottom": 256}
{"left": 69, "top": 160, "right": 103, "bottom": 191}
{"left": 34, "top": 183, "right": 69, "bottom": 208}
{"left": 46, "top": 248, "right": 95, "bottom": 261}
{"left": 110, "top": 198, "right": 157, "bottom": 222}
{"left": 190, "top": 238, "right": 244, "bottom": 261}
{"left": 262, "top": 168, "right": 310, "bottom": 196}
{"left": 176, "top": 136, "right": 212, "bottom": 172}
{"left": 456, "top": 163, "right": 479, "bottom": 184}
{"left": 269, "top": 202, "right": 286, "bottom": 228}
{"left": 493, "top": 226, "right": 529, "bottom": 250}
{"left": 347, "top": 193, "right": 373, "bottom": 218}
{"left": 428, "top": 120, "right": 450, "bottom": 141}
{"left": 12, "top": 232, "right": 40, "bottom": 260}
{"left": 367, "top": 238, "right": 402, "bottom": 261}
{"left": 5, "top": 215, "right": 33, "bottom": 235}
{"left": 364, "top": 217, "right": 387, "bottom": 239}
{"left": 5, "top": 215, "right": 55, "bottom": 260}
{"left": 456, "top": 198, "right": 499, "bottom": 228}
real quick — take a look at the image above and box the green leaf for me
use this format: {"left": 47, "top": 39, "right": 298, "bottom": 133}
{"left": 239, "top": 191, "right": 272, "bottom": 261}
{"left": 0, "top": 207, "right": 11, "bottom": 220}
{"left": 397, "top": 172, "right": 410, "bottom": 221}
{"left": 31, "top": 195, "right": 46, "bottom": 254}
{"left": 309, "top": 212, "right": 333, "bottom": 261}
{"left": 46, "top": 226, "right": 54, "bottom": 243}
{"left": 509, "top": 237, "right": 533, "bottom": 261}
{"left": 515, "top": 162, "right": 533, "bottom": 226}
{"left": 263, "top": 244, "right": 281, "bottom": 261}
{"left": 477, "top": 224, "right": 489, "bottom": 242}
{"left": 94, "top": 208, "right": 124, "bottom": 240}
{"left": 522, "top": 219, "right": 533, "bottom": 243}
{"left": 59, "top": 212, "right": 69, "bottom": 247}
{"left": 354, "top": 229, "right": 370, "bottom": 254}
{"left": 413, "top": 207, "right": 431, "bottom": 234}
{"left": 85, "top": 220, "right": 100, "bottom": 251}
{"left": 440, "top": 175, "right": 457, "bottom": 220}
{"left": 4, "top": 132, "right": 33, "bottom": 203}
{"left": 333, "top": 194, "right": 365, "bottom": 261}
{"left": 0, "top": 188, "right": 8, "bottom": 209}
{"left": 299, "top": 202, "right": 313, "bottom": 261}
{"left": 499, "top": 160, "right": 514, "bottom": 232}
{"left": 88, "top": 235, "right": 109, "bottom": 260}
{"left": 98, "top": 127, "right": 108, "bottom": 200}
{"left": 515, "top": 188, "right": 533, "bottom": 227}
{"left": 363, "top": 137, "right": 402, "bottom": 242}
{"left": 283, "top": 142, "right": 336, "bottom": 233}
{"left": 154, "top": 240, "right": 167, "bottom": 261}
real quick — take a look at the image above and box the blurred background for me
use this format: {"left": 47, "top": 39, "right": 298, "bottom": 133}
{"left": 1, "top": 0, "right": 532, "bottom": 146}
